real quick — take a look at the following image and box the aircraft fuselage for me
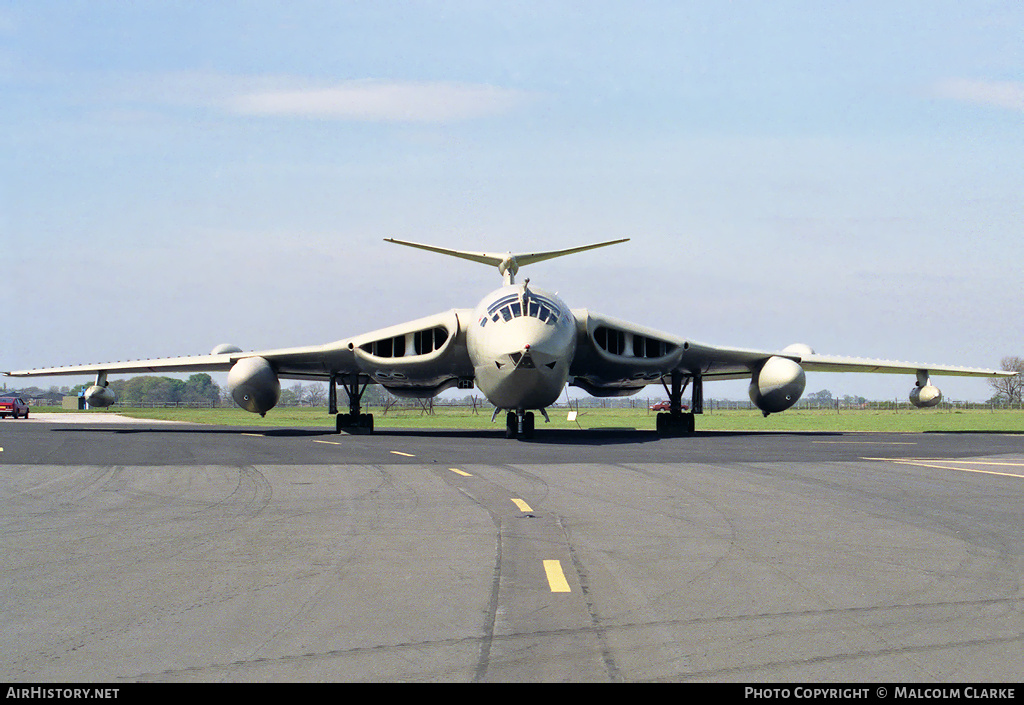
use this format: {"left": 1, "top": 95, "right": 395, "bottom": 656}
{"left": 466, "top": 283, "right": 575, "bottom": 411}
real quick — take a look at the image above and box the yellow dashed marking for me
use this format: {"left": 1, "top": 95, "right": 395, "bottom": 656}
{"left": 241, "top": 433, "right": 265, "bottom": 437}
{"left": 390, "top": 451, "right": 415, "bottom": 457}
{"left": 313, "top": 440, "right": 342, "bottom": 445}
{"left": 511, "top": 498, "right": 533, "bottom": 512}
{"left": 449, "top": 468, "right": 472, "bottom": 477}
{"left": 543, "top": 560, "right": 571, "bottom": 593}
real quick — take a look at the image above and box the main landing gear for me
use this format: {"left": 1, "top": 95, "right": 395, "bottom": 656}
{"left": 331, "top": 374, "right": 374, "bottom": 434}
{"left": 656, "top": 412, "right": 694, "bottom": 436}
{"left": 656, "top": 370, "right": 702, "bottom": 437}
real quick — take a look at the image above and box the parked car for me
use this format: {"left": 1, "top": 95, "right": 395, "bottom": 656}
{"left": 649, "top": 401, "right": 687, "bottom": 411}
{"left": 0, "top": 397, "right": 29, "bottom": 419}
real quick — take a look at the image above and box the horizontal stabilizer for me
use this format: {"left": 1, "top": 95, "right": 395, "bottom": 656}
{"left": 384, "top": 237, "right": 629, "bottom": 284}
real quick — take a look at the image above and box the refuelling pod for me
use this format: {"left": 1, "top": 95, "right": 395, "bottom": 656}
{"left": 228, "top": 356, "right": 280, "bottom": 416}
{"left": 749, "top": 355, "right": 806, "bottom": 416}
{"left": 83, "top": 384, "right": 117, "bottom": 408}
{"left": 909, "top": 371, "right": 942, "bottom": 408}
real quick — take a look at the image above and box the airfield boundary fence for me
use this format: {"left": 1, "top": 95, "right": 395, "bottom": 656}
{"left": 23, "top": 396, "right": 1024, "bottom": 413}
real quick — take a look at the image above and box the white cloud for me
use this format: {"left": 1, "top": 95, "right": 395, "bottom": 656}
{"left": 934, "top": 78, "right": 1024, "bottom": 112}
{"left": 69, "top": 73, "right": 535, "bottom": 125}
{"left": 227, "top": 80, "right": 534, "bottom": 122}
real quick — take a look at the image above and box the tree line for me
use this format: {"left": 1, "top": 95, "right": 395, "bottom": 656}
{"left": 106, "top": 374, "right": 223, "bottom": 406}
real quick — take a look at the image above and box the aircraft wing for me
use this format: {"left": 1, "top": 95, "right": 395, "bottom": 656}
{"left": 796, "top": 354, "right": 1009, "bottom": 377}
{"left": 5, "top": 309, "right": 477, "bottom": 395}
{"left": 567, "top": 309, "right": 1010, "bottom": 396}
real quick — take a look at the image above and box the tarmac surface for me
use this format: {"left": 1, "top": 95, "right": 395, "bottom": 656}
{"left": 2, "top": 414, "right": 1023, "bottom": 682}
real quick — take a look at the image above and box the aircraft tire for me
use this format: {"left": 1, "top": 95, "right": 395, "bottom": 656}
{"left": 523, "top": 411, "right": 535, "bottom": 438}
{"left": 505, "top": 411, "right": 517, "bottom": 439}
{"left": 336, "top": 413, "right": 374, "bottom": 434}
{"left": 656, "top": 412, "right": 695, "bottom": 437}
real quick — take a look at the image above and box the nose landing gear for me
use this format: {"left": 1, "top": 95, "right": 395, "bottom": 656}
{"left": 505, "top": 410, "right": 536, "bottom": 439}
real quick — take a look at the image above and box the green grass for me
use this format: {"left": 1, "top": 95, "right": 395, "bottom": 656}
{"left": 49, "top": 405, "right": 1024, "bottom": 433}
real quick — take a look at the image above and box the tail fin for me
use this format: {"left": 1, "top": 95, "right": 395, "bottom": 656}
{"left": 384, "top": 237, "right": 629, "bottom": 284}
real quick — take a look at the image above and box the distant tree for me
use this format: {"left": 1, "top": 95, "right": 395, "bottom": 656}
{"left": 182, "top": 373, "right": 221, "bottom": 405}
{"left": 989, "top": 356, "right": 1024, "bottom": 405}
{"left": 304, "top": 382, "right": 328, "bottom": 407}
{"left": 363, "top": 384, "right": 396, "bottom": 407}
{"left": 807, "top": 389, "right": 834, "bottom": 404}
{"left": 279, "top": 383, "right": 304, "bottom": 407}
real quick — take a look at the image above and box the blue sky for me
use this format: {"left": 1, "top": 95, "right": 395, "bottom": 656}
{"left": 2, "top": 1, "right": 1022, "bottom": 402}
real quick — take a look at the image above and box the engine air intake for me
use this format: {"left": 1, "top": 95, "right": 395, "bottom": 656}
{"left": 360, "top": 326, "right": 449, "bottom": 358}
{"left": 593, "top": 326, "right": 677, "bottom": 358}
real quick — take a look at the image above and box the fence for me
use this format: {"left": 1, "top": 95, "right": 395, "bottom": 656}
{"left": 21, "top": 395, "right": 1024, "bottom": 413}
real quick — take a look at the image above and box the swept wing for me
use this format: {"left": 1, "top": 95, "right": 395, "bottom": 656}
{"left": 6, "top": 310, "right": 475, "bottom": 396}
{"left": 569, "top": 309, "right": 1009, "bottom": 395}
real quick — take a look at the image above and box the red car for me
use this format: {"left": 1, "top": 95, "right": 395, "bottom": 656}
{"left": 0, "top": 397, "right": 29, "bottom": 419}
{"left": 650, "top": 401, "right": 688, "bottom": 411}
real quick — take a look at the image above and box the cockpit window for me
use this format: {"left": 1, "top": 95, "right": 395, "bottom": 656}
{"left": 480, "top": 291, "right": 562, "bottom": 327}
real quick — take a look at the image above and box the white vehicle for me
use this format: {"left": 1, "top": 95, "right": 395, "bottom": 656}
{"left": 4, "top": 239, "right": 1012, "bottom": 438}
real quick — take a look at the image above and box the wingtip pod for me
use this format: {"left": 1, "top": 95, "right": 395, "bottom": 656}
{"left": 385, "top": 237, "right": 630, "bottom": 284}
{"left": 83, "top": 384, "right": 117, "bottom": 408}
{"left": 909, "top": 370, "right": 943, "bottom": 408}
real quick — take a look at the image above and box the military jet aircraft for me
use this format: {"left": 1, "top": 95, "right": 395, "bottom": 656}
{"left": 5, "top": 238, "right": 1012, "bottom": 438}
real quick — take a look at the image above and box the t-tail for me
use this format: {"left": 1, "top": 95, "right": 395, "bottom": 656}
{"left": 384, "top": 237, "right": 630, "bottom": 285}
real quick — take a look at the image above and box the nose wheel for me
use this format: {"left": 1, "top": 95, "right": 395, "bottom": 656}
{"left": 505, "top": 410, "right": 535, "bottom": 439}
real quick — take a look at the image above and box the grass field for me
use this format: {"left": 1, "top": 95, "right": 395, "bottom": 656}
{"left": 40, "top": 405, "right": 1024, "bottom": 433}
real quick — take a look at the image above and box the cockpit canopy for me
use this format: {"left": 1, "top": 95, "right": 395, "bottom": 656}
{"left": 479, "top": 291, "right": 563, "bottom": 327}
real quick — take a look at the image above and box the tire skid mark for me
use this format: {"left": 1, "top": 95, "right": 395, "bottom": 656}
{"left": 557, "top": 515, "right": 622, "bottom": 682}
{"left": 126, "top": 595, "right": 1024, "bottom": 681}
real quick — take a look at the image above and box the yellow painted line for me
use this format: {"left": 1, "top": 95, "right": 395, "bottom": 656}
{"left": 390, "top": 451, "right": 415, "bottom": 457}
{"left": 241, "top": 433, "right": 265, "bottom": 437}
{"left": 864, "top": 457, "right": 1024, "bottom": 465}
{"left": 449, "top": 468, "right": 472, "bottom": 477}
{"left": 891, "top": 460, "right": 1024, "bottom": 480}
{"left": 905, "top": 459, "right": 1024, "bottom": 467}
{"left": 543, "top": 560, "right": 571, "bottom": 593}
{"left": 313, "top": 440, "right": 342, "bottom": 445}
{"left": 864, "top": 458, "right": 1024, "bottom": 480}
{"left": 511, "top": 498, "right": 533, "bottom": 512}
